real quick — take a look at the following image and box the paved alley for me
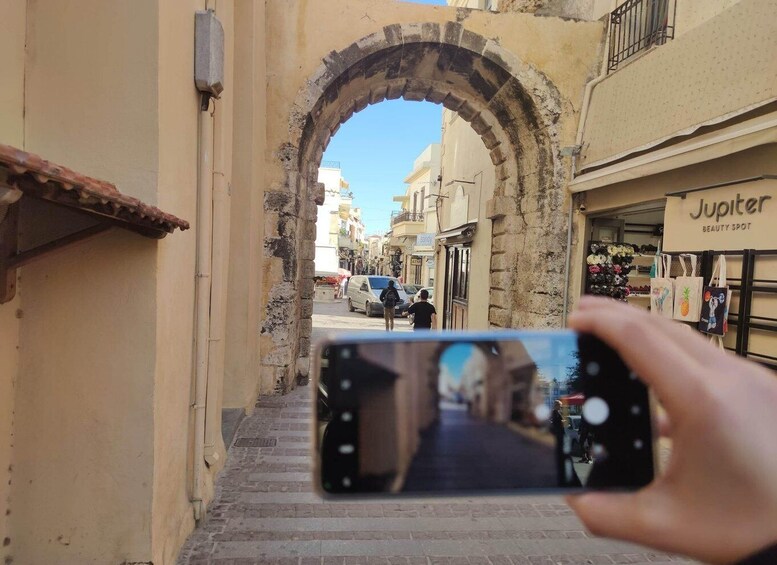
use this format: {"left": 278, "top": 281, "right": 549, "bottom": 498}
{"left": 177, "top": 301, "right": 692, "bottom": 565}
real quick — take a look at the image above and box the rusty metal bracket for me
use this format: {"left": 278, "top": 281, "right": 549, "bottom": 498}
{"left": 0, "top": 211, "right": 112, "bottom": 304}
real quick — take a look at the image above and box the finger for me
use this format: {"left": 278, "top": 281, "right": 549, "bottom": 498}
{"left": 576, "top": 296, "right": 728, "bottom": 368}
{"left": 565, "top": 491, "right": 659, "bottom": 546}
{"left": 569, "top": 305, "right": 707, "bottom": 416}
{"left": 655, "top": 409, "right": 671, "bottom": 438}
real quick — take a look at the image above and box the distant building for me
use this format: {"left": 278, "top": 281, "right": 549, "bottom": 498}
{"left": 390, "top": 143, "right": 440, "bottom": 286}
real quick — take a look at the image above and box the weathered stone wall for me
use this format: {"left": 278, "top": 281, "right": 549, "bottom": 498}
{"left": 263, "top": 0, "right": 604, "bottom": 394}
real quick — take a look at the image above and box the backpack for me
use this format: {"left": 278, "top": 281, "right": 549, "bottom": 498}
{"left": 383, "top": 289, "right": 398, "bottom": 308}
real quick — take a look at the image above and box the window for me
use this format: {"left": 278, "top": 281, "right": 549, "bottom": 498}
{"left": 420, "top": 188, "right": 425, "bottom": 212}
{"left": 413, "top": 192, "right": 418, "bottom": 214}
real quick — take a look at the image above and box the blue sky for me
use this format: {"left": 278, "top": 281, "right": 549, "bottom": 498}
{"left": 439, "top": 343, "right": 476, "bottom": 382}
{"left": 323, "top": 100, "right": 443, "bottom": 235}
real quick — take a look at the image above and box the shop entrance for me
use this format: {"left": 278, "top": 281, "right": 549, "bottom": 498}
{"left": 443, "top": 245, "right": 471, "bottom": 330}
{"left": 585, "top": 203, "right": 667, "bottom": 311}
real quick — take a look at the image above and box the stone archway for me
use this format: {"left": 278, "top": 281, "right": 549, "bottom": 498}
{"left": 261, "top": 13, "right": 603, "bottom": 394}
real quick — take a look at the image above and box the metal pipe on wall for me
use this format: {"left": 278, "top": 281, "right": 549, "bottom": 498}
{"left": 191, "top": 97, "right": 215, "bottom": 521}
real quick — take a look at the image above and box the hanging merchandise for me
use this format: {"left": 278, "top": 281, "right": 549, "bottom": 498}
{"left": 585, "top": 242, "right": 633, "bottom": 301}
{"left": 672, "top": 254, "right": 704, "bottom": 323}
{"left": 699, "top": 255, "right": 731, "bottom": 337}
{"left": 650, "top": 254, "right": 674, "bottom": 318}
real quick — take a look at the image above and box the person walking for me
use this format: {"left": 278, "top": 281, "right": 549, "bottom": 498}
{"left": 379, "top": 280, "right": 400, "bottom": 331}
{"left": 407, "top": 289, "right": 436, "bottom": 330}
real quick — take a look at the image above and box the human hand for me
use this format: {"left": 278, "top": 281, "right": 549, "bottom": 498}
{"left": 566, "top": 296, "right": 777, "bottom": 564}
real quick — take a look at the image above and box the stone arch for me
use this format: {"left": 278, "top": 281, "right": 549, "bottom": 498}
{"left": 264, "top": 22, "right": 572, "bottom": 392}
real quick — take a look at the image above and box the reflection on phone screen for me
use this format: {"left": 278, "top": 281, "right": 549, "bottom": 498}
{"left": 316, "top": 333, "right": 654, "bottom": 494}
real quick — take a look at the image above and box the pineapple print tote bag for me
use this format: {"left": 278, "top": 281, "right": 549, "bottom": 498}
{"left": 650, "top": 254, "right": 674, "bottom": 318}
{"left": 672, "top": 254, "right": 703, "bottom": 322}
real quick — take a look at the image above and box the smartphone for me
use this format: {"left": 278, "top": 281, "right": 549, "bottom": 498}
{"left": 313, "top": 330, "right": 656, "bottom": 496}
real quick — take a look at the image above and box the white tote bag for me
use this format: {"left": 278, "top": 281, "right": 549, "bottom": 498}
{"left": 650, "top": 254, "right": 674, "bottom": 318}
{"left": 672, "top": 254, "right": 704, "bottom": 322}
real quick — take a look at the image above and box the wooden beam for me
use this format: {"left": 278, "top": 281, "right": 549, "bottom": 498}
{"left": 8, "top": 223, "right": 113, "bottom": 269}
{"left": 0, "top": 203, "right": 19, "bottom": 304}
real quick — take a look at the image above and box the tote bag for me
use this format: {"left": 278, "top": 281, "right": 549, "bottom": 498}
{"left": 650, "top": 254, "right": 674, "bottom": 318}
{"left": 698, "top": 255, "right": 731, "bottom": 337}
{"left": 672, "top": 254, "right": 704, "bottom": 322}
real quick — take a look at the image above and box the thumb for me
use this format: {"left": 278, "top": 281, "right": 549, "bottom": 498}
{"left": 565, "top": 492, "right": 652, "bottom": 542}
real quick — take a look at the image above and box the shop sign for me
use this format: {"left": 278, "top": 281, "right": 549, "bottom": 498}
{"left": 415, "top": 233, "right": 435, "bottom": 248}
{"left": 410, "top": 257, "right": 423, "bottom": 266}
{"left": 664, "top": 178, "right": 776, "bottom": 252}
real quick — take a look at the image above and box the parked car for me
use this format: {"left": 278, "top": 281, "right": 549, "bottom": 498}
{"left": 414, "top": 287, "right": 434, "bottom": 305}
{"left": 402, "top": 283, "right": 422, "bottom": 302}
{"left": 346, "top": 275, "right": 410, "bottom": 317}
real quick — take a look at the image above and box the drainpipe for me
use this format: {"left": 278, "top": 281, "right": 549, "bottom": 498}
{"left": 204, "top": 108, "right": 231, "bottom": 468}
{"left": 562, "top": 2, "right": 615, "bottom": 326}
{"left": 192, "top": 97, "right": 215, "bottom": 521}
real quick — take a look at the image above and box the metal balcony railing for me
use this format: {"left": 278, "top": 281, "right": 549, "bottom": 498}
{"left": 608, "top": 0, "right": 675, "bottom": 72}
{"left": 391, "top": 211, "right": 424, "bottom": 226}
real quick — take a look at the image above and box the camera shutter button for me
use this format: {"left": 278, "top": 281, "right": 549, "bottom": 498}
{"left": 582, "top": 396, "right": 609, "bottom": 425}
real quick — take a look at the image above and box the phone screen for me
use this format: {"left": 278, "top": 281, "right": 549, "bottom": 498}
{"left": 315, "top": 331, "right": 654, "bottom": 495}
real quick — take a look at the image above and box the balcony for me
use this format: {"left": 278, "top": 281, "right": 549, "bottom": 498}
{"left": 608, "top": 0, "right": 675, "bottom": 72}
{"left": 391, "top": 211, "right": 425, "bottom": 238}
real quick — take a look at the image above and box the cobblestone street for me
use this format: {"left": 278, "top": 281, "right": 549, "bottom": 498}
{"left": 177, "top": 301, "right": 692, "bottom": 565}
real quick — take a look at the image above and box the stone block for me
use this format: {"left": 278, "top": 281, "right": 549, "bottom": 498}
{"left": 299, "top": 317, "right": 313, "bottom": 338}
{"left": 301, "top": 278, "right": 315, "bottom": 295}
{"left": 369, "top": 85, "right": 388, "bottom": 105}
{"left": 490, "top": 145, "right": 507, "bottom": 166}
{"left": 403, "top": 79, "right": 432, "bottom": 102}
{"left": 490, "top": 271, "right": 511, "bottom": 291}
{"left": 313, "top": 182, "right": 325, "bottom": 205}
{"left": 353, "top": 92, "right": 370, "bottom": 114}
{"left": 490, "top": 252, "right": 508, "bottom": 272}
{"left": 301, "top": 260, "right": 315, "bottom": 279}
{"left": 489, "top": 287, "right": 509, "bottom": 308}
{"left": 425, "top": 87, "right": 448, "bottom": 105}
{"left": 300, "top": 240, "right": 316, "bottom": 261}
{"left": 459, "top": 28, "right": 487, "bottom": 55}
{"left": 489, "top": 307, "right": 510, "bottom": 328}
{"left": 442, "top": 22, "right": 464, "bottom": 46}
{"left": 457, "top": 101, "right": 480, "bottom": 122}
{"left": 481, "top": 129, "right": 500, "bottom": 150}
{"left": 441, "top": 92, "right": 465, "bottom": 112}
{"left": 300, "top": 298, "right": 314, "bottom": 318}
{"left": 385, "top": 80, "right": 406, "bottom": 100}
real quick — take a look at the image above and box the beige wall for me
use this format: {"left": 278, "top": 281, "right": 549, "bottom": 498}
{"left": 0, "top": 0, "right": 25, "bottom": 553}
{"left": 153, "top": 0, "right": 213, "bottom": 562}
{"left": 8, "top": 1, "right": 162, "bottom": 563}
{"left": 224, "top": 0, "right": 267, "bottom": 408}
{"left": 0, "top": 1, "right": 244, "bottom": 562}
{"left": 580, "top": 0, "right": 777, "bottom": 169}
{"left": 437, "top": 109, "right": 495, "bottom": 330}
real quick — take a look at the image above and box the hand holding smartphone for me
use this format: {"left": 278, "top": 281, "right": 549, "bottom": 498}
{"left": 313, "top": 330, "right": 656, "bottom": 496}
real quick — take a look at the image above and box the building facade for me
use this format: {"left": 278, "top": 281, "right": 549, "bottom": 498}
{"left": 0, "top": 1, "right": 273, "bottom": 563}
{"left": 568, "top": 0, "right": 777, "bottom": 367}
{"left": 391, "top": 143, "right": 441, "bottom": 287}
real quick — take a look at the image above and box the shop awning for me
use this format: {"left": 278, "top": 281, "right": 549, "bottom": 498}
{"left": 435, "top": 222, "right": 477, "bottom": 244}
{"left": 560, "top": 393, "right": 585, "bottom": 406}
{"left": 0, "top": 144, "right": 189, "bottom": 236}
{"left": 0, "top": 144, "right": 189, "bottom": 304}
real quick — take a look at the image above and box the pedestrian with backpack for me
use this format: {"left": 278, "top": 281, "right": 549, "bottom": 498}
{"left": 379, "top": 280, "right": 401, "bottom": 331}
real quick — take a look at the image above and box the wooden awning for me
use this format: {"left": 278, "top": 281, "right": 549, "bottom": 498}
{"left": 0, "top": 144, "right": 190, "bottom": 303}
